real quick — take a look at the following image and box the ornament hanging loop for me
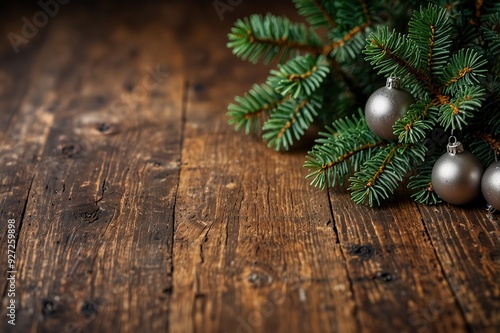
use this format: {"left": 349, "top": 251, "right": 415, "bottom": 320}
{"left": 447, "top": 136, "right": 464, "bottom": 156}
{"left": 386, "top": 77, "right": 401, "bottom": 89}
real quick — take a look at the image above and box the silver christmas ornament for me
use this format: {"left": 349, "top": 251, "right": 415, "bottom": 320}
{"left": 365, "top": 77, "right": 415, "bottom": 140}
{"left": 481, "top": 161, "right": 500, "bottom": 210}
{"left": 431, "top": 138, "right": 483, "bottom": 205}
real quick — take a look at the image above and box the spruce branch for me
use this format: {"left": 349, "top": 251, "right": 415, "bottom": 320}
{"left": 481, "top": 13, "right": 500, "bottom": 69}
{"left": 437, "top": 85, "right": 485, "bottom": 130}
{"left": 267, "top": 55, "right": 330, "bottom": 99}
{"left": 293, "top": 0, "right": 337, "bottom": 29}
{"left": 348, "top": 143, "right": 426, "bottom": 207}
{"left": 263, "top": 94, "right": 322, "bottom": 151}
{"left": 227, "top": 14, "right": 323, "bottom": 64}
{"left": 393, "top": 99, "right": 438, "bottom": 143}
{"left": 365, "top": 27, "right": 431, "bottom": 93}
{"left": 408, "top": 159, "right": 442, "bottom": 205}
{"left": 473, "top": 131, "right": 500, "bottom": 156}
{"left": 227, "top": 0, "right": 381, "bottom": 151}
{"left": 471, "top": 0, "right": 484, "bottom": 25}
{"left": 408, "top": 4, "right": 452, "bottom": 77}
{"left": 305, "top": 110, "right": 385, "bottom": 189}
{"left": 227, "top": 83, "right": 288, "bottom": 134}
{"left": 440, "top": 49, "right": 487, "bottom": 93}
{"left": 325, "top": 1, "right": 373, "bottom": 59}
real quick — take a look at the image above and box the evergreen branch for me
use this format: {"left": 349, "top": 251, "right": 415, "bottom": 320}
{"left": 326, "top": 22, "right": 371, "bottom": 62}
{"left": 408, "top": 5, "right": 452, "bottom": 77}
{"left": 305, "top": 110, "right": 384, "bottom": 189}
{"left": 313, "top": 0, "right": 336, "bottom": 28}
{"left": 321, "top": 143, "right": 382, "bottom": 171}
{"left": 364, "top": 27, "right": 432, "bottom": 93}
{"left": 348, "top": 143, "right": 426, "bottom": 207}
{"left": 306, "top": 142, "right": 385, "bottom": 189}
{"left": 361, "top": 0, "right": 371, "bottom": 24}
{"left": 293, "top": 0, "right": 337, "bottom": 29}
{"left": 471, "top": 0, "right": 484, "bottom": 25}
{"left": 326, "top": 21, "right": 371, "bottom": 52}
{"left": 227, "top": 83, "right": 288, "bottom": 134}
{"left": 267, "top": 55, "right": 330, "bottom": 99}
{"left": 227, "top": 14, "right": 323, "bottom": 64}
{"left": 437, "top": 85, "right": 485, "bottom": 130}
{"left": 482, "top": 13, "right": 500, "bottom": 59}
{"left": 482, "top": 0, "right": 500, "bottom": 21}
{"left": 482, "top": 80, "right": 500, "bottom": 124}
{"left": 394, "top": 99, "right": 438, "bottom": 144}
{"left": 366, "top": 145, "right": 399, "bottom": 188}
{"left": 408, "top": 159, "right": 442, "bottom": 205}
{"left": 325, "top": 0, "right": 373, "bottom": 58}
{"left": 263, "top": 94, "right": 322, "bottom": 150}
{"left": 439, "top": 49, "right": 488, "bottom": 93}
{"left": 250, "top": 35, "right": 322, "bottom": 55}
{"left": 473, "top": 130, "right": 500, "bottom": 156}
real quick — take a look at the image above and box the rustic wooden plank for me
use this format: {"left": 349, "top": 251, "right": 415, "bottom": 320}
{"left": 328, "top": 187, "right": 469, "bottom": 333}
{"left": 170, "top": 3, "right": 358, "bottom": 333}
{"left": 2, "top": 4, "right": 185, "bottom": 332}
{"left": 0, "top": 17, "right": 67, "bottom": 330}
{"left": 418, "top": 204, "right": 500, "bottom": 332}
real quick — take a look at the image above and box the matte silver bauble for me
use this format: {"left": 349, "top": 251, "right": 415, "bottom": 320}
{"left": 481, "top": 161, "right": 500, "bottom": 210}
{"left": 431, "top": 139, "right": 483, "bottom": 205}
{"left": 365, "top": 77, "right": 415, "bottom": 140}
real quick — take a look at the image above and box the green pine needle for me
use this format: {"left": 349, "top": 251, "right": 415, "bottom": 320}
{"left": 293, "top": 0, "right": 337, "bottom": 29}
{"left": 267, "top": 55, "right": 330, "bottom": 99}
{"left": 364, "top": 26, "right": 427, "bottom": 95}
{"left": 349, "top": 144, "right": 426, "bottom": 207}
{"left": 437, "top": 85, "right": 485, "bottom": 131}
{"left": 227, "top": 14, "right": 322, "bottom": 65}
{"left": 408, "top": 4, "right": 453, "bottom": 77}
{"left": 408, "top": 159, "right": 442, "bottom": 205}
{"left": 440, "top": 49, "right": 487, "bottom": 93}
{"left": 227, "top": 83, "right": 286, "bottom": 134}
{"left": 305, "top": 109, "right": 384, "bottom": 189}
{"left": 263, "top": 94, "right": 322, "bottom": 151}
{"left": 394, "top": 99, "right": 438, "bottom": 144}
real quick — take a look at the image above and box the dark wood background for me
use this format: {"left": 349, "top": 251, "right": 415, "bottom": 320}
{"left": 0, "top": 1, "right": 499, "bottom": 332}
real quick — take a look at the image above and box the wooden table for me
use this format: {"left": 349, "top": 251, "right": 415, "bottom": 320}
{"left": 1, "top": 1, "right": 498, "bottom": 332}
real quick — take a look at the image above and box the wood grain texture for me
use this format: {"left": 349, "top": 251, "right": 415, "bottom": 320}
{"left": 0, "top": 1, "right": 499, "bottom": 333}
{"left": 418, "top": 205, "right": 500, "bottom": 332}
{"left": 2, "top": 3, "right": 185, "bottom": 332}
{"left": 170, "top": 7, "right": 357, "bottom": 332}
{"left": 329, "top": 188, "right": 469, "bottom": 333}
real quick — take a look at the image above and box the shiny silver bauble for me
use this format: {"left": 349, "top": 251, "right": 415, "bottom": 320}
{"left": 431, "top": 140, "right": 483, "bottom": 205}
{"left": 481, "top": 161, "right": 500, "bottom": 210}
{"left": 365, "top": 77, "right": 415, "bottom": 140}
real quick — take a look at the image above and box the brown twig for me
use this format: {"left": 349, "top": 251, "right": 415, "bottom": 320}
{"left": 311, "top": 0, "right": 336, "bottom": 29}
{"left": 474, "top": 130, "right": 500, "bottom": 155}
{"left": 319, "top": 142, "right": 386, "bottom": 173}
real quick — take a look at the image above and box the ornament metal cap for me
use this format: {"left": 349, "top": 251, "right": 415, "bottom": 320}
{"left": 386, "top": 77, "right": 401, "bottom": 89}
{"left": 446, "top": 136, "right": 464, "bottom": 156}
